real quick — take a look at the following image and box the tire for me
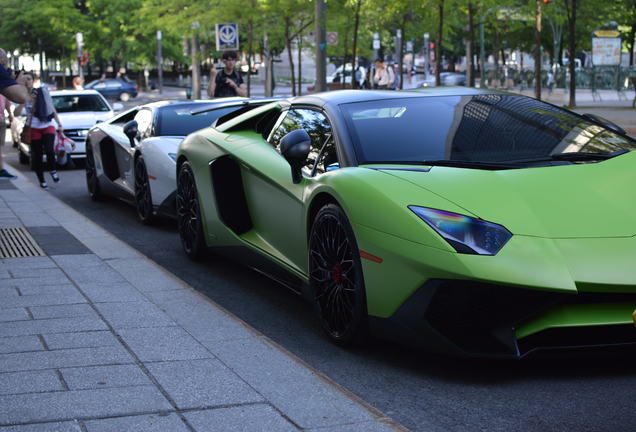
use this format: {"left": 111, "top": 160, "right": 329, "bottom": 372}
{"left": 85, "top": 146, "right": 103, "bottom": 201}
{"left": 18, "top": 149, "right": 29, "bottom": 165}
{"left": 134, "top": 155, "right": 154, "bottom": 225}
{"left": 309, "top": 203, "right": 368, "bottom": 346}
{"left": 176, "top": 161, "right": 206, "bottom": 260}
{"left": 119, "top": 92, "right": 130, "bottom": 102}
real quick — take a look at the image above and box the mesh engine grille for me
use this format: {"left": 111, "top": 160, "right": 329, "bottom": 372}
{"left": 0, "top": 228, "right": 45, "bottom": 258}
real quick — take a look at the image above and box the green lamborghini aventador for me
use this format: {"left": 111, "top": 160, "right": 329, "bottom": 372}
{"left": 176, "top": 88, "right": 636, "bottom": 358}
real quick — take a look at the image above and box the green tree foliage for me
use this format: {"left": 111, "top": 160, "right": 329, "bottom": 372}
{"left": 1, "top": 0, "right": 634, "bottom": 82}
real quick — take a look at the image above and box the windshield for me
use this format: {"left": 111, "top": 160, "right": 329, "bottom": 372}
{"left": 156, "top": 104, "right": 241, "bottom": 136}
{"left": 52, "top": 94, "right": 110, "bottom": 113}
{"left": 341, "top": 94, "right": 636, "bottom": 165}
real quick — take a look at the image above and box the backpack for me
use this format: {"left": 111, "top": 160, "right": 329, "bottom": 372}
{"left": 388, "top": 66, "right": 399, "bottom": 90}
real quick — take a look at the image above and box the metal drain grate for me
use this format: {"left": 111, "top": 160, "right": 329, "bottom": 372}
{"left": 0, "top": 228, "right": 46, "bottom": 258}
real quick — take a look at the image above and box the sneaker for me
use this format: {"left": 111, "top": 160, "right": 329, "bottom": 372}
{"left": 40, "top": 181, "right": 48, "bottom": 189}
{"left": 0, "top": 169, "right": 17, "bottom": 180}
{"left": 50, "top": 171, "right": 60, "bottom": 183}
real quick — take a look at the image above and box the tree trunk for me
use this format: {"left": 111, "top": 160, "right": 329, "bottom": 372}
{"left": 298, "top": 34, "right": 303, "bottom": 95}
{"left": 567, "top": 0, "right": 576, "bottom": 106}
{"left": 191, "top": 35, "right": 200, "bottom": 99}
{"left": 351, "top": 0, "right": 362, "bottom": 89}
{"left": 534, "top": 0, "right": 542, "bottom": 100}
{"left": 247, "top": 18, "right": 253, "bottom": 97}
{"left": 628, "top": 23, "right": 635, "bottom": 66}
{"left": 342, "top": 25, "right": 350, "bottom": 89}
{"left": 435, "top": 0, "right": 444, "bottom": 87}
{"left": 285, "top": 17, "right": 296, "bottom": 96}
{"left": 467, "top": 2, "right": 475, "bottom": 87}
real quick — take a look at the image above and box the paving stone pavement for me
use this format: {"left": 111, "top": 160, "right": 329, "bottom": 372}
{"left": 0, "top": 177, "right": 406, "bottom": 431}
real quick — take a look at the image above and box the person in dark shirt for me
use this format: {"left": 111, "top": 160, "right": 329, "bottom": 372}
{"left": 0, "top": 56, "right": 28, "bottom": 104}
{"left": 207, "top": 50, "right": 247, "bottom": 98}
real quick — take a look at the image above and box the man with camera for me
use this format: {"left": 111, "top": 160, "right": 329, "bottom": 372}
{"left": 207, "top": 50, "right": 247, "bottom": 98}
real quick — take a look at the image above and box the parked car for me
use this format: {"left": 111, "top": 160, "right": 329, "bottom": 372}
{"left": 176, "top": 88, "right": 636, "bottom": 357}
{"left": 85, "top": 98, "right": 278, "bottom": 224}
{"left": 418, "top": 72, "right": 466, "bottom": 87}
{"left": 308, "top": 65, "right": 367, "bottom": 92}
{"left": 17, "top": 90, "right": 121, "bottom": 166}
{"left": 84, "top": 78, "right": 139, "bottom": 101}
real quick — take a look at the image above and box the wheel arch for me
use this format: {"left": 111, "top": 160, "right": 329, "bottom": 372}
{"left": 306, "top": 192, "right": 342, "bottom": 241}
{"left": 176, "top": 155, "right": 188, "bottom": 177}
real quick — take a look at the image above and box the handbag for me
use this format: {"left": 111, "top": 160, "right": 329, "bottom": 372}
{"left": 20, "top": 120, "right": 31, "bottom": 144}
{"left": 55, "top": 131, "right": 75, "bottom": 165}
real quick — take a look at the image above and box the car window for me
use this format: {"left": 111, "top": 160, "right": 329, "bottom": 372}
{"left": 157, "top": 104, "right": 240, "bottom": 136}
{"left": 52, "top": 95, "right": 110, "bottom": 113}
{"left": 341, "top": 94, "right": 636, "bottom": 165}
{"left": 110, "top": 108, "right": 139, "bottom": 125}
{"left": 107, "top": 80, "right": 122, "bottom": 88}
{"left": 269, "top": 108, "right": 336, "bottom": 175}
{"left": 93, "top": 82, "right": 107, "bottom": 89}
{"left": 133, "top": 109, "right": 154, "bottom": 138}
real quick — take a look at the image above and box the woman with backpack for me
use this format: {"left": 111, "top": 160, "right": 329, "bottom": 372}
{"left": 14, "top": 72, "right": 63, "bottom": 188}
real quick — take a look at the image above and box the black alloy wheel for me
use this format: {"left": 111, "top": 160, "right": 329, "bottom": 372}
{"left": 309, "top": 203, "right": 368, "bottom": 346}
{"left": 176, "top": 161, "right": 205, "bottom": 260}
{"left": 85, "top": 146, "right": 102, "bottom": 201}
{"left": 134, "top": 156, "right": 154, "bottom": 224}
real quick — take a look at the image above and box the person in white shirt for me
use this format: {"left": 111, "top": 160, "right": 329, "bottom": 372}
{"left": 372, "top": 59, "right": 395, "bottom": 90}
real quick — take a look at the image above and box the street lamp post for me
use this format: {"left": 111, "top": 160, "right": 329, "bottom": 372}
{"left": 423, "top": 33, "right": 430, "bottom": 81}
{"left": 315, "top": 0, "right": 327, "bottom": 93}
{"left": 373, "top": 33, "right": 380, "bottom": 61}
{"left": 75, "top": 32, "right": 84, "bottom": 82}
{"left": 156, "top": 30, "right": 163, "bottom": 95}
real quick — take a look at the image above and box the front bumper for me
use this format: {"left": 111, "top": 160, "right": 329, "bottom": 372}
{"left": 354, "top": 222, "right": 636, "bottom": 358}
{"left": 369, "top": 279, "right": 636, "bottom": 358}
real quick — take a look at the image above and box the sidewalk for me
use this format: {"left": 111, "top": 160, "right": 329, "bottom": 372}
{"left": 0, "top": 174, "right": 405, "bottom": 431}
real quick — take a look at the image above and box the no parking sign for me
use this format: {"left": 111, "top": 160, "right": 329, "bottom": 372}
{"left": 216, "top": 23, "right": 239, "bottom": 51}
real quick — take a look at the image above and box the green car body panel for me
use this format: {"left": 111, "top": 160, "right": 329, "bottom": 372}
{"left": 177, "top": 92, "right": 636, "bottom": 357}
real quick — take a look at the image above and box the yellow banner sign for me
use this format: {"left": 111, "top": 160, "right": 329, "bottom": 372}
{"left": 593, "top": 30, "right": 621, "bottom": 38}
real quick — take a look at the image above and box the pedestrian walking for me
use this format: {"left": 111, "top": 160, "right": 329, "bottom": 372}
{"left": 372, "top": 59, "right": 395, "bottom": 90}
{"left": 14, "top": 72, "right": 63, "bottom": 189}
{"left": 72, "top": 76, "right": 84, "bottom": 90}
{"left": 207, "top": 50, "right": 247, "bottom": 98}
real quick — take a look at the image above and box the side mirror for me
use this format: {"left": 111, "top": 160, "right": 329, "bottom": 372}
{"left": 582, "top": 113, "right": 627, "bottom": 136}
{"left": 123, "top": 120, "right": 139, "bottom": 148}
{"left": 280, "top": 129, "right": 311, "bottom": 184}
{"left": 112, "top": 103, "right": 124, "bottom": 111}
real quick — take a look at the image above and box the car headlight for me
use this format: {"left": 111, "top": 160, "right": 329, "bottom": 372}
{"left": 168, "top": 153, "right": 177, "bottom": 161}
{"left": 409, "top": 206, "right": 512, "bottom": 255}
{"left": 78, "top": 129, "right": 88, "bottom": 137}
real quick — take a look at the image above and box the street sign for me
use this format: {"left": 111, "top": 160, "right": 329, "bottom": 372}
{"left": 592, "top": 37, "right": 621, "bottom": 66}
{"left": 216, "top": 23, "right": 239, "bottom": 51}
{"left": 496, "top": 7, "right": 532, "bottom": 22}
{"left": 373, "top": 39, "right": 380, "bottom": 50}
{"left": 326, "top": 32, "right": 338, "bottom": 45}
